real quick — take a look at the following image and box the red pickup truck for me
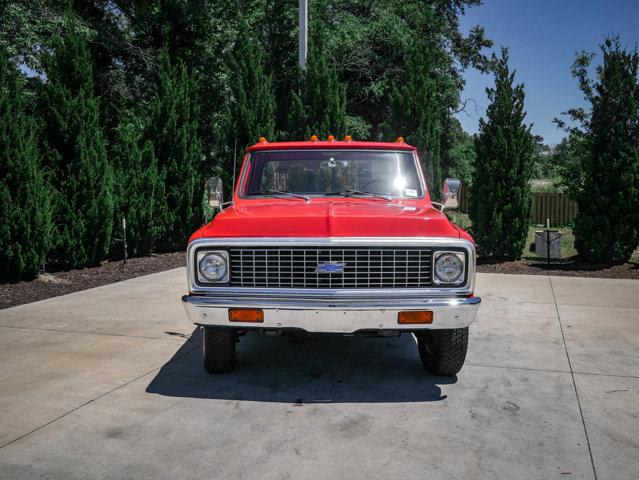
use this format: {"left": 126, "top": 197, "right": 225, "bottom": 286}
{"left": 182, "top": 137, "right": 480, "bottom": 376}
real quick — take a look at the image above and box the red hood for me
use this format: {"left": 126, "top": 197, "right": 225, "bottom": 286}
{"left": 190, "top": 199, "right": 465, "bottom": 240}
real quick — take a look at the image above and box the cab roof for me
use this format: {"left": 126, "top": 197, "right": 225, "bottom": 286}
{"left": 246, "top": 139, "right": 416, "bottom": 152}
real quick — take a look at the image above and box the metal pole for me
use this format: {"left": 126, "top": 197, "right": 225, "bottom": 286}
{"left": 122, "top": 217, "right": 127, "bottom": 264}
{"left": 232, "top": 138, "right": 237, "bottom": 196}
{"left": 546, "top": 218, "right": 550, "bottom": 266}
{"left": 298, "top": 0, "right": 308, "bottom": 69}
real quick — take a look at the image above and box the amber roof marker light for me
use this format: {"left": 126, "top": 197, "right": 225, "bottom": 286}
{"left": 327, "top": 135, "right": 335, "bottom": 141}
{"left": 258, "top": 137, "right": 268, "bottom": 144}
{"left": 310, "top": 134, "right": 318, "bottom": 142}
{"left": 396, "top": 136, "right": 405, "bottom": 144}
{"left": 344, "top": 135, "right": 352, "bottom": 142}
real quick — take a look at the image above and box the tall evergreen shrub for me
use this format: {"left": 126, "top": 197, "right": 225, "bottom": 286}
{"left": 571, "top": 38, "right": 639, "bottom": 262}
{"left": 383, "top": 40, "right": 456, "bottom": 194}
{"left": 469, "top": 48, "right": 534, "bottom": 259}
{"left": 110, "top": 116, "right": 164, "bottom": 257}
{"left": 286, "top": 47, "right": 347, "bottom": 140}
{"left": 0, "top": 53, "right": 53, "bottom": 281}
{"left": 41, "top": 23, "right": 114, "bottom": 269}
{"left": 220, "top": 22, "right": 275, "bottom": 184}
{"left": 146, "top": 53, "right": 203, "bottom": 250}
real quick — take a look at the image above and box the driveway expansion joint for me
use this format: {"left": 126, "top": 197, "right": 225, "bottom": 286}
{"left": 0, "top": 324, "right": 188, "bottom": 342}
{"left": 572, "top": 371, "right": 639, "bottom": 379}
{"left": 550, "top": 276, "right": 599, "bottom": 480}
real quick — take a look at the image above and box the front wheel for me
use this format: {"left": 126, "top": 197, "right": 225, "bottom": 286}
{"left": 203, "top": 327, "right": 236, "bottom": 373}
{"left": 416, "top": 328, "right": 468, "bottom": 376}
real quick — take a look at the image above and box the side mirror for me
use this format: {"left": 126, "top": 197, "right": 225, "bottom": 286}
{"left": 207, "top": 177, "right": 224, "bottom": 209}
{"left": 442, "top": 178, "right": 461, "bottom": 210}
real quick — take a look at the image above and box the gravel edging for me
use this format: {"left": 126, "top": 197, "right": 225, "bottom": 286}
{"left": 0, "top": 252, "right": 185, "bottom": 310}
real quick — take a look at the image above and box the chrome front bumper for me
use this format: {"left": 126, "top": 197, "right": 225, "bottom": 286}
{"left": 181, "top": 294, "right": 481, "bottom": 333}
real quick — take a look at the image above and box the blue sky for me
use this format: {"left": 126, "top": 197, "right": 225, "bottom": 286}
{"left": 454, "top": 0, "right": 639, "bottom": 145}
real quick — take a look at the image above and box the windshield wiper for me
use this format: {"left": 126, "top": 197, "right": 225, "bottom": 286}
{"left": 324, "top": 189, "right": 391, "bottom": 201}
{"left": 248, "top": 189, "right": 309, "bottom": 201}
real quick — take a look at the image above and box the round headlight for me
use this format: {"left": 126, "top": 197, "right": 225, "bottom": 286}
{"left": 198, "top": 252, "right": 228, "bottom": 282}
{"left": 434, "top": 253, "right": 464, "bottom": 284}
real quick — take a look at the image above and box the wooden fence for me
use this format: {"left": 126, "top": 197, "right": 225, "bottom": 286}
{"left": 457, "top": 186, "right": 578, "bottom": 227}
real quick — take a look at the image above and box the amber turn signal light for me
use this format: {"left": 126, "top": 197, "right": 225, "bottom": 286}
{"left": 398, "top": 311, "right": 433, "bottom": 324}
{"left": 229, "top": 308, "right": 264, "bottom": 323}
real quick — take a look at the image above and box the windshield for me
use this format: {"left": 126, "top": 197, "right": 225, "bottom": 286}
{"left": 242, "top": 150, "right": 424, "bottom": 198}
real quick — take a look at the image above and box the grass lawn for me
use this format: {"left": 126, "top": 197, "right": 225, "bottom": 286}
{"left": 447, "top": 212, "right": 639, "bottom": 264}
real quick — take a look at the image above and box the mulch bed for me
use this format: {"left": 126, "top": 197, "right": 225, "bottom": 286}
{"left": 0, "top": 252, "right": 185, "bottom": 310}
{"left": 2, "top": 251, "right": 637, "bottom": 311}
{"left": 477, "top": 257, "right": 639, "bottom": 279}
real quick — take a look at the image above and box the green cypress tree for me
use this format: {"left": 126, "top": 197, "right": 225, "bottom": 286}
{"left": 146, "top": 52, "right": 203, "bottom": 250}
{"left": 286, "top": 47, "right": 347, "bottom": 140}
{"left": 41, "top": 22, "right": 114, "bottom": 269}
{"left": 110, "top": 115, "right": 164, "bottom": 257}
{"left": 220, "top": 22, "right": 275, "bottom": 185}
{"left": 570, "top": 38, "right": 639, "bottom": 262}
{"left": 0, "top": 53, "right": 53, "bottom": 282}
{"left": 261, "top": 0, "right": 299, "bottom": 133}
{"left": 469, "top": 48, "right": 534, "bottom": 260}
{"left": 382, "top": 40, "right": 456, "bottom": 195}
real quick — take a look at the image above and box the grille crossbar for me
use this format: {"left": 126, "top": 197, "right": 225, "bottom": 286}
{"left": 229, "top": 247, "right": 433, "bottom": 288}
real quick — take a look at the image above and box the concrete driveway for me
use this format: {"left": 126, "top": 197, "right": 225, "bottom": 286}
{"left": 0, "top": 270, "right": 637, "bottom": 480}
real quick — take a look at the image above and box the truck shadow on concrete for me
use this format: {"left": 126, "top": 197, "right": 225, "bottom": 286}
{"left": 146, "top": 329, "right": 455, "bottom": 403}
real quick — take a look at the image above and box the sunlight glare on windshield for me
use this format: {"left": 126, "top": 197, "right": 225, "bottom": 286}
{"left": 243, "top": 150, "right": 424, "bottom": 198}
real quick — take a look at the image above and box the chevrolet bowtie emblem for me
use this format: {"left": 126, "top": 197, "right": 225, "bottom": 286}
{"left": 315, "top": 262, "right": 346, "bottom": 274}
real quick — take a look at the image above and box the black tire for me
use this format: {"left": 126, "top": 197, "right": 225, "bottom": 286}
{"left": 416, "top": 327, "right": 468, "bottom": 376}
{"left": 203, "top": 327, "right": 236, "bottom": 373}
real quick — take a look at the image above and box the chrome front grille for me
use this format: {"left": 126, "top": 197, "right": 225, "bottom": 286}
{"left": 229, "top": 247, "right": 433, "bottom": 288}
